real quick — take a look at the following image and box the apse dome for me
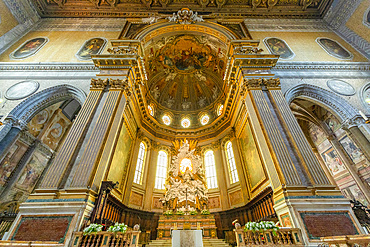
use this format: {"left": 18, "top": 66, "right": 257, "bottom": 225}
{"left": 143, "top": 33, "right": 228, "bottom": 128}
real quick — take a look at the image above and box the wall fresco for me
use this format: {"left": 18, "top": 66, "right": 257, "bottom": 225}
{"left": 239, "top": 121, "right": 265, "bottom": 189}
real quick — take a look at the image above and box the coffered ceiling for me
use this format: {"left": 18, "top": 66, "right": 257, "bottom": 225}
{"left": 32, "top": 0, "right": 333, "bottom": 19}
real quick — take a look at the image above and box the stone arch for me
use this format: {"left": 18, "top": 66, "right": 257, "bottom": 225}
{"left": 0, "top": 84, "right": 86, "bottom": 155}
{"left": 285, "top": 83, "right": 358, "bottom": 123}
{"left": 5, "top": 84, "right": 86, "bottom": 127}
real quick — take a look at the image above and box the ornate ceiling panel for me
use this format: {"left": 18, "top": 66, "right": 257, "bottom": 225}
{"left": 145, "top": 34, "right": 227, "bottom": 113}
{"left": 32, "top": 0, "right": 332, "bottom": 19}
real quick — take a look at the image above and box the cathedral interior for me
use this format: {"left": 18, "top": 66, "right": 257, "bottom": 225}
{"left": 0, "top": 0, "right": 369, "bottom": 246}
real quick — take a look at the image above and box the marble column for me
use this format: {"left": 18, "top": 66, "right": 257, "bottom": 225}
{"left": 68, "top": 79, "right": 128, "bottom": 189}
{"left": 325, "top": 131, "right": 370, "bottom": 204}
{"left": 342, "top": 118, "right": 370, "bottom": 162}
{"left": 268, "top": 84, "right": 331, "bottom": 187}
{"left": 38, "top": 79, "right": 107, "bottom": 190}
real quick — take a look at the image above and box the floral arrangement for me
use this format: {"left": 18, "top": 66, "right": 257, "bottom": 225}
{"left": 200, "top": 209, "right": 210, "bottom": 215}
{"left": 83, "top": 223, "right": 103, "bottom": 236}
{"left": 190, "top": 210, "right": 198, "bottom": 215}
{"left": 108, "top": 222, "right": 128, "bottom": 235}
{"left": 163, "top": 210, "right": 173, "bottom": 216}
{"left": 175, "top": 210, "right": 185, "bottom": 215}
{"left": 244, "top": 221, "right": 279, "bottom": 236}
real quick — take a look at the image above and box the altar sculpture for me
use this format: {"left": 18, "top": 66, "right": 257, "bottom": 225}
{"left": 161, "top": 140, "right": 208, "bottom": 213}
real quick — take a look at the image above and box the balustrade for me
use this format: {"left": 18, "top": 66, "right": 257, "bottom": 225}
{"left": 71, "top": 231, "right": 140, "bottom": 247}
{"left": 234, "top": 228, "right": 303, "bottom": 246}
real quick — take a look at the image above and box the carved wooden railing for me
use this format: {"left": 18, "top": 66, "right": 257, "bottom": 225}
{"left": 234, "top": 228, "right": 304, "bottom": 247}
{"left": 213, "top": 187, "right": 277, "bottom": 240}
{"left": 319, "top": 234, "right": 370, "bottom": 247}
{"left": 87, "top": 181, "right": 157, "bottom": 244}
{"left": 71, "top": 231, "right": 141, "bottom": 247}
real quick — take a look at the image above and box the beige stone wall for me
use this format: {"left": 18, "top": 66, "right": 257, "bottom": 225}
{"left": 0, "top": 0, "right": 18, "bottom": 37}
{"left": 0, "top": 31, "right": 120, "bottom": 62}
{"left": 0, "top": 28, "right": 367, "bottom": 63}
{"left": 251, "top": 31, "right": 367, "bottom": 62}
{"left": 346, "top": 0, "right": 370, "bottom": 43}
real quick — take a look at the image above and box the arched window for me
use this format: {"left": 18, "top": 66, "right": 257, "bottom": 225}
{"left": 155, "top": 151, "right": 168, "bottom": 189}
{"left": 204, "top": 150, "right": 218, "bottom": 189}
{"left": 226, "top": 141, "right": 239, "bottom": 184}
{"left": 133, "top": 142, "right": 146, "bottom": 185}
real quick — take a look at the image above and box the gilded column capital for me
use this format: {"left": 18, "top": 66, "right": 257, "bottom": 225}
{"left": 211, "top": 140, "right": 221, "bottom": 150}
{"left": 263, "top": 78, "right": 281, "bottom": 89}
{"left": 242, "top": 78, "right": 263, "bottom": 90}
{"left": 91, "top": 78, "right": 108, "bottom": 90}
{"left": 109, "top": 78, "right": 132, "bottom": 96}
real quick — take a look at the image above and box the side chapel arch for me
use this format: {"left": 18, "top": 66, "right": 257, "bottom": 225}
{"left": 285, "top": 83, "right": 359, "bottom": 123}
{"left": 0, "top": 84, "right": 86, "bottom": 158}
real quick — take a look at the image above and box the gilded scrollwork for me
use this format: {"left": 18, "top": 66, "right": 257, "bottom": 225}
{"left": 107, "top": 46, "right": 138, "bottom": 55}
{"left": 234, "top": 46, "right": 264, "bottom": 55}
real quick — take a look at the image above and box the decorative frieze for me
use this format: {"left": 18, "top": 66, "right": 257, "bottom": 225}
{"left": 241, "top": 78, "right": 280, "bottom": 92}
{"left": 107, "top": 46, "right": 138, "bottom": 55}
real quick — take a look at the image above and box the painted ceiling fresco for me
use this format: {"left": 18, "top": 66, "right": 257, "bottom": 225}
{"left": 144, "top": 34, "right": 227, "bottom": 112}
{"left": 32, "top": 0, "right": 332, "bottom": 19}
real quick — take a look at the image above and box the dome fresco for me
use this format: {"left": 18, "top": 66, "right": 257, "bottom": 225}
{"left": 143, "top": 34, "right": 228, "bottom": 128}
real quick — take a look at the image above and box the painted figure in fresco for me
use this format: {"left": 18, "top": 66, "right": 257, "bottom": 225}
{"left": 12, "top": 38, "right": 47, "bottom": 59}
{"left": 265, "top": 38, "right": 294, "bottom": 59}
{"left": 0, "top": 160, "right": 16, "bottom": 186}
{"left": 77, "top": 38, "right": 105, "bottom": 60}
{"left": 318, "top": 38, "right": 352, "bottom": 59}
{"left": 341, "top": 139, "right": 364, "bottom": 164}
{"left": 147, "top": 35, "right": 225, "bottom": 75}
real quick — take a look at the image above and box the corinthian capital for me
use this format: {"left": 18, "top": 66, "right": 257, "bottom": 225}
{"left": 91, "top": 78, "right": 108, "bottom": 90}
{"left": 109, "top": 79, "right": 133, "bottom": 96}
{"left": 263, "top": 78, "right": 280, "bottom": 89}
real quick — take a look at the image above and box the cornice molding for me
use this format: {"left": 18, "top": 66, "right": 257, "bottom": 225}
{"left": 273, "top": 61, "right": 370, "bottom": 71}
{"left": 0, "top": 62, "right": 98, "bottom": 71}
{"left": 0, "top": 62, "right": 368, "bottom": 73}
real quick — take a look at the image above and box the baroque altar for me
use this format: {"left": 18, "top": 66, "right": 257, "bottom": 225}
{"left": 157, "top": 140, "right": 217, "bottom": 239}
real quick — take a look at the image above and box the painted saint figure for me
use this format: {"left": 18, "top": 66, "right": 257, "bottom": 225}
{"left": 76, "top": 38, "right": 106, "bottom": 60}
{"left": 264, "top": 37, "right": 294, "bottom": 59}
{"left": 11, "top": 38, "right": 48, "bottom": 59}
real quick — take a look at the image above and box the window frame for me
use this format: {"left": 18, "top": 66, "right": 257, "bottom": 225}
{"left": 204, "top": 150, "right": 218, "bottom": 189}
{"left": 154, "top": 150, "right": 168, "bottom": 190}
{"left": 225, "top": 141, "right": 239, "bottom": 184}
{"left": 133, "top": 142, "right": 146, "bottom": 185}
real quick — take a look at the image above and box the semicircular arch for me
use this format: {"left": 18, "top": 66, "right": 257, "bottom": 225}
{"left": 5, "top": 84, "right": 86, "bottom": 126}
{"left": 285, "top": 84, "right": 358, "bottom": 122}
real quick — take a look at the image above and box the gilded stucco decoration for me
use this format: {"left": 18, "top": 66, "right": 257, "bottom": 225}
{"left": 34, "top": 0, "right": 331, "bottom": 18}
{"left": 144, "top": 33, "right": 227, "bottom": 127}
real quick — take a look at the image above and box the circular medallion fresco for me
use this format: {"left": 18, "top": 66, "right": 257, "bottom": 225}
{"left": 5, "top": 81, "right": 40, "bottom": 100}
{"left": 327, "top": 79, "right": 355, "bottom": 96}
